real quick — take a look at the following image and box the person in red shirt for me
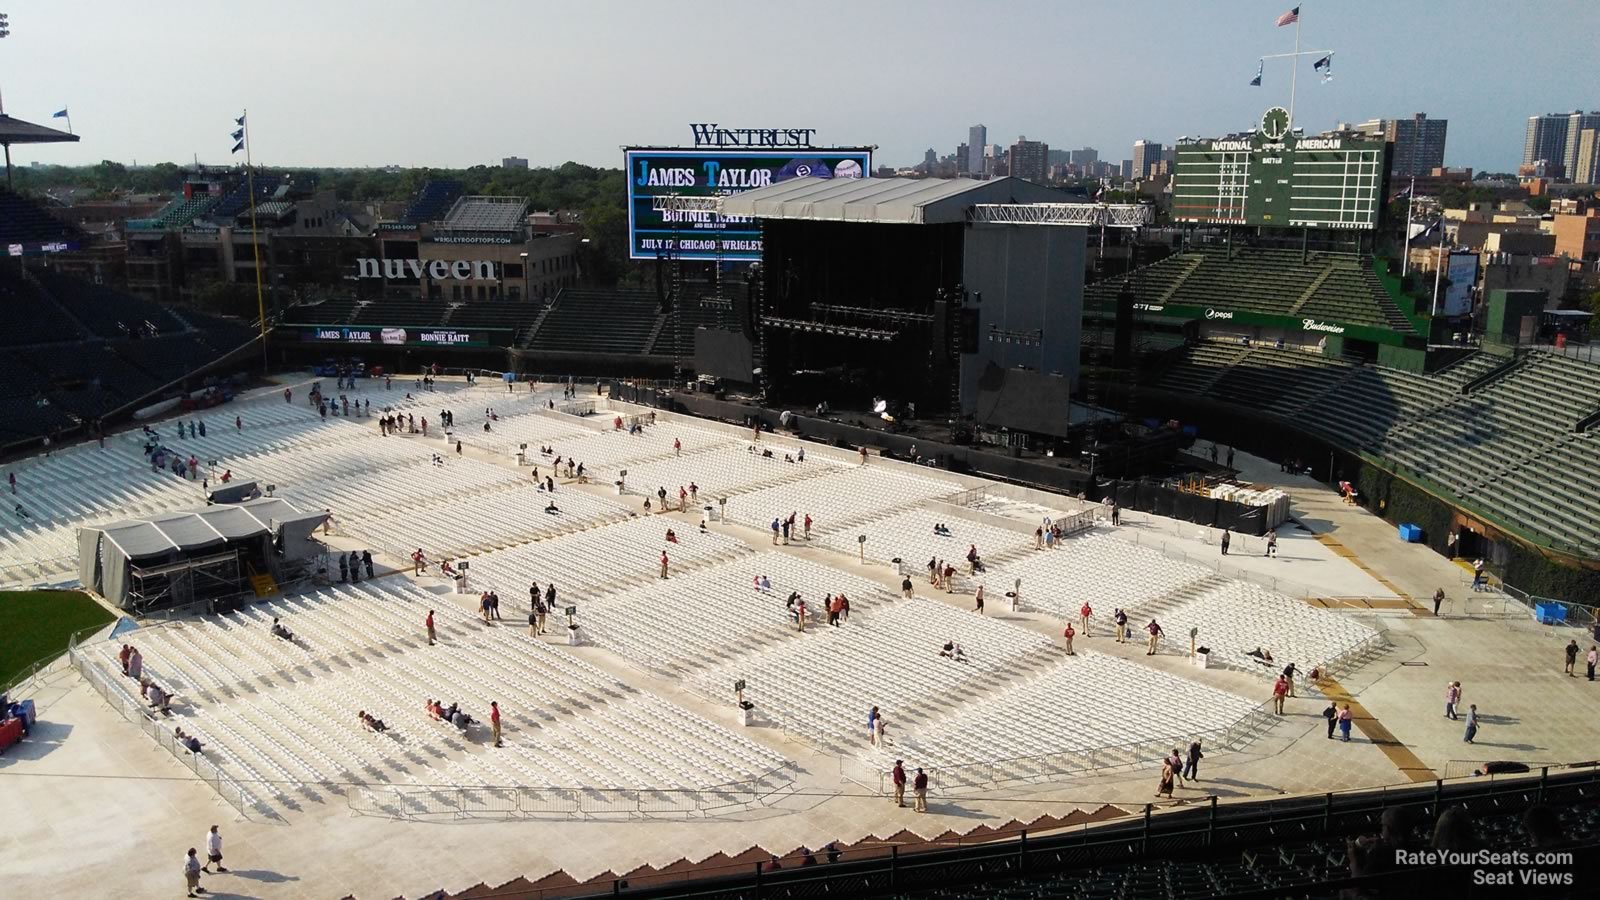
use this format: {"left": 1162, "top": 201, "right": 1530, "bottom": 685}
{"left": 490, "top": 701, "right": 502, "bottom": 747}
{"left": 425, "top": 610, "right": 435, "bottom": 646}
{"left": 411, "top": 548, "right": 426, "bottom": 576}
{"left": 659, "top": 550, "right": 669, "bottom": 579}
{"left": 913, "top": 768, "right": 929, "bottom": 812}
{"left": 828, "top": 594, "right": 845, "bottom": 627}
{"left": 673, "top": 437, "right": 681, "bottom": 456}
{"left": 1063, "top": 622, "right": 1076, "bottom": 655}
{"left": 1079, "top": 602, "right": 1093, "bottom": 637}
{"left": 1272, "top": 675, "right": 1290, "bottom": 715}
{"left": 803, "top": 514, "right": 812, "bottom": 540}
{"left": 890, "top": 759, "right": 906, "bottom": 807}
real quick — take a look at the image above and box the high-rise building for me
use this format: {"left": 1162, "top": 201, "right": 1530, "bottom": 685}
{"left": 956, "top": 142, "right": 970, "bottom": 175}
{"left": 1132, "top": 140, "right": 1163, "bottom": 179}
{"left": 1524, "top": 113, "right": 1573, "bottom": 168}
{"left": 1009, "top": 137, "right": 1049, "bottom": 182}
{"left": 1562, "top": 112, "right": 1600, "bottom": 176}
{"left": 1070, "top": 147, "right": 1099, "bottom": 166}
{"left": 1352, "top": 113, "right": 1448, "bottom": 178}
{"left": 1575, "top": 128, "right": 1600, "bottom": 185}
{"left": 501, "top": 156, "right": 529, "bottom": 169}
{"left": 922, "top": 148, "right": 938, "bottom": 173}
{"left": 968, "top": 124, "right": 987, "bottom": 178}
{"left": 1120, "top": 159, "right": 1134, "bottom": 179}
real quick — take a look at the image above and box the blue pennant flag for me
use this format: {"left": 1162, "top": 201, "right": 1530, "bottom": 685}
{"left": 235, "top": 114, "right": 246, "bottom": 127}
{"left": 1249, "top": 60, "right": 1263, "bottom": 87}
{"left": 231, "top": 139, "right": 245, "bottom": 154}
{"left": 231, "top": 128, "right": 244, "bottom": 141}
{"left": 52, "top": 107, "right": 69, "bottom": 119}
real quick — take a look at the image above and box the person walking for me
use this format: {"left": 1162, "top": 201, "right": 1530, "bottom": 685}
{"left": 1184, "top": 740, "right": 1204, "bottom": 781}
{"left": 1167, "top": 747, "right": 1187, "bottom": 789}
{"left": 1337, "top": 703, "right": 1354, "bottom": 742}
{"left": 1145, "top": 619, "right": 1164, "bottom": 655}
{"left": 868, "top": 707, "right": 881, "bottom": 747}
{"left": 1079, "top": 602, "right": 1092, "bottom": 636}
{"left": 1265, "top": 532, "right": 1278, "bottom": 558}
{"left": 184, "top": 848, "right": 204, "bottom": 897}
{"left": 426, "top": 609, "right": 436, "bottom": 646}
{"left": 363, "top": 550, "right": 374, "bottom": 579}
{"left": 1471, "top": 558, "right": 1486, "bottom": 591}
{"left": 973, "top": 584, "right": 984, "bottom": 615}
{"left": 1445, "top": 681, "right": 1461, "bottom": 720}
{"left": 1155, "top": 756, "right": 1175, "bottom": 798}
{"left": 901, "top": 577, "right": 914, "bottom": 599}
{"left": 1220, "top": 528, "right": 1231, "bottom": 556}
{"left": 1433, "top": 588, "right": 1446, "bottom": 616}
{"left": 490, "top": 701, "right": 502, "bottom": 747}
{"left": 1588, "top": 646, "right": 1598, "bottom": 681}
{"left": 1565, "top": 639, "right": 1580, "bottom": 676}
{"left": 1271, "top": 675, "right": 1290, "bottom": 715}
{"left": 891, "top": 759, "right": 906, "bottom": 807}
{"left": 412, "top": 548, "right": 426, "bottom": 576}
{"left": 1323, "top": 700, "right": 1338, "bottom": 739}
{"left": 913, "top": 768, "right": 928, "bottom": 812}
{"left": 201, "top": 825, "right": 227, "bottom": 873}
{"left": 1062, "top": 621, "right": 1076, "bottom": 655}
{"left": 1463, "top": 704, "right": 1479, "bottom": 743}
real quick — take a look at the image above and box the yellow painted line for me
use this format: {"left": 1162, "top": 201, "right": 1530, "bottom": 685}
{"left": 1319, "top": 676, "right": 1438, "bottom": 782}
{"left": 1312, "top": 533, "right": 1420, "bottom": 612}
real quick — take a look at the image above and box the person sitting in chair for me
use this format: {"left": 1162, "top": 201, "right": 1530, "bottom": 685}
{"left": 358, "top": 710, "right": 388, "bottom": 733}
{"left": 940, "top": 640, "right": 968, "bottom": 662}
{"left": 174, "top": 727, "right": 204, "bottom": 754}
{"left": 665, "top": 528, "right": 678, "bottom": 544}
{"left": 270, "top": 618, "right": 294, "bottom": 641}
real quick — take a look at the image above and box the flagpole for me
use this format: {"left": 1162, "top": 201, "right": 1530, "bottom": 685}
{"left": 1430, "top": 218, "right": 1446, "bottom": 317}
{"left": 1401, "top": 175, "right": 1415, "bottom": 277}
{"left": 1288, "top": 9, "right": 1301, "bottom": 129}
{"left": 243, "top": 109, "right": 269, "bottom": 374}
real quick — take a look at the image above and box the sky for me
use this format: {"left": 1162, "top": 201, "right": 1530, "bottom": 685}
{"left": 2, "top": 0, "right": 1595, "bottom": 173}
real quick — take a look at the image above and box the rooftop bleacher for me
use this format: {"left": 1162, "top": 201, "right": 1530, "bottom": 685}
{"left": 439, "top": 196, "right": 527, "bottom": 232}
{"left": 147, "top": 194, "right": 219, "bottom": 229}
{"left": 399, "top": 179, "right": 464, "bottom": 225}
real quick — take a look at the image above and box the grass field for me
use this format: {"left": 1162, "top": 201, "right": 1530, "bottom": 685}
{"left": 0, "top": 590, "right": 116, "bottom": 688}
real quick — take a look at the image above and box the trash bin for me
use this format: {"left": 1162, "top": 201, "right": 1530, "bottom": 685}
{"left": 1534, "top": 602, "right": 1567, "bottom": 625}
{"left": 1398, "top": 523, "right": 1423, "bottom": 542}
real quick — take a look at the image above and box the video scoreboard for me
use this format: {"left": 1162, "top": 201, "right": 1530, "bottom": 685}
{"left": 1172, "top": 107, "right": 1390, "bottom": 230}
{"left": 625, "top": 147, "right": 872, "bottom": 261}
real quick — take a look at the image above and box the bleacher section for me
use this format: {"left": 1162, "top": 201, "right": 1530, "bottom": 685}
{"left": 1087, "top": 248, "right": 1413, "bottom": 332}
{"left": 650, "top": 299, "right": 738, "bottom": 356}
{"left": 0, "top": 266, "right": 87, "bottom": 346}
{"left": 285, "top": 296, "right": 361, "bottom": 326}
{"left": 349, "top": 297, "right": 451, "bottom": 326}
{"left": 440, "top": 196, "right": 527, "bottom": 231}
{"left": 1153, "top": 339, "right": 1600, "bottom": 552}
{"left": 525, "top": 288, "right": 662, "bottom": 355}
{"left": 0, "top": 189, "right": 81, "bottom": 246}
{"left": 146, "top": 194, "right": 218, "bottom": 229}
{"left": 34, "top": 269, "right": 186, "bottom": 338}
{"left": 209, "top": 174, "right": 282, "bottom": 220}
{"left": 399, "top": 180, "right": 464, "bottom": 225}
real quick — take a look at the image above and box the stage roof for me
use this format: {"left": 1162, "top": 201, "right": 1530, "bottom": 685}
{"left": 83, "top": 497, "right": 299, "bottom": 560}
{"left": 0, "top": 114, "right": 80, "bottom": 145}
{"left": 718, "top": 176, "right": 1077, "bottom": 225}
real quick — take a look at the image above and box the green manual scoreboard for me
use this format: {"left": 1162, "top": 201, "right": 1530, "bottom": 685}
{"left": 1173, "top": 107, "right": 1390, "bottom": 230}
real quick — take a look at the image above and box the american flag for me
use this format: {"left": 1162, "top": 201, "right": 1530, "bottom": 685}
{"left": 1276, "top": 6, "right": 1299, "bottom": 26}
